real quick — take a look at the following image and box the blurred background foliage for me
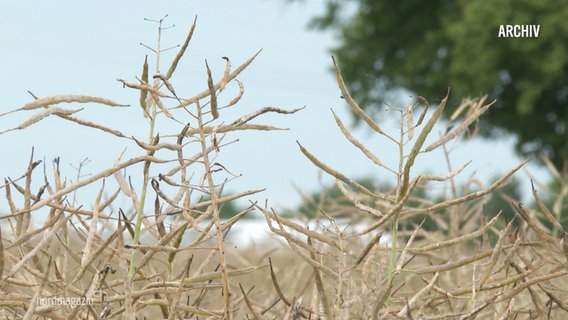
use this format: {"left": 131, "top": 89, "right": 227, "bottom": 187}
{"left": 224, "top": 1, "right": 568, "bottom": 225}
{"left": 278, "top": 0, "right": 568, "bottom": 225}
{"left": 288, "top": 0, "right": 568, "bottom": 171}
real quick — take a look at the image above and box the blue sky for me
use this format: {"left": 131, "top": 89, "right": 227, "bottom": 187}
{"left": 1, "top": 1, "right": 547, "bottom": 213}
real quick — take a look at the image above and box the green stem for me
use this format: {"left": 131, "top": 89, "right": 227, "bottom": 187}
{"left": 128, "top": 18, "right": 164, "bottom": 279}
{"left": 388, "top": 215, "right": 398, "bottom": 281}
{"left": 129, "top": 103, "right": 157, "bottom": 279}
{"left": 387, "top": 112, "right": 406, "bottom": 291}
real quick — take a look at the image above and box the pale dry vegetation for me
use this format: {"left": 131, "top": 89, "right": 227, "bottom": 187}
{"left": 1, "top": 17, "right": 567, "bottom": 319}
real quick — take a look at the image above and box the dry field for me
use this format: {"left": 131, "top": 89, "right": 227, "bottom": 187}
{"left": 1, "top": 17, "right": 567, "bottom": 319}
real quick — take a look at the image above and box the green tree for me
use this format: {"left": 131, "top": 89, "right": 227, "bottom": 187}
{"left": 298, "top": 0, "right": 568, "bottom": 169}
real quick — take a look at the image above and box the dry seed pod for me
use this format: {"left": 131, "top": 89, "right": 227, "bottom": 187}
{"left": 406, "top": 104, "right": 414, "bottom": 140}
{"left": 220, "top": 56, "right": 231, "bottom": 91}
{"left": 205, "top": 60, "right": 219, "bottom": 119}
{"left": 0, "top": 107, "right": 82, "bottom": 135}
{"left": 153, "top": 73, "right": 177, "bottom": 97}
{"left": 139, "top": 55, "right": 149, "bottom": 116}
{"left": 23, "top": 95, "right": 127, "bottom": 110}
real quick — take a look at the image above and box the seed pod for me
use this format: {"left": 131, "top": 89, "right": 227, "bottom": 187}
{"left": 406, "top": 104, "right": 414, "bottom": 140}
{"left": 139, "top": 55, "right": 149, "bottom": 115}
{"left": 220, "top": 56, "right": 231, "bottom": 91}
{"left": 205, "top": 60, "right": 218, "bottom": 119}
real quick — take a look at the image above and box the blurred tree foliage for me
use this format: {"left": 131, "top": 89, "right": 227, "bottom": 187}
{"left": 294, "top": 0, "right": 568, "bottom": 170}
{"left": 289, "top": 176, "right": 525, "bottom": 233}
{"left": 291, "top": 178, "right": 383, "bottom": 219}
{"left": 218, "top": 199, "right": 244, "bottom": 220}
{"left": 192, "top": 194, "right": 246, "bottom": 220}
